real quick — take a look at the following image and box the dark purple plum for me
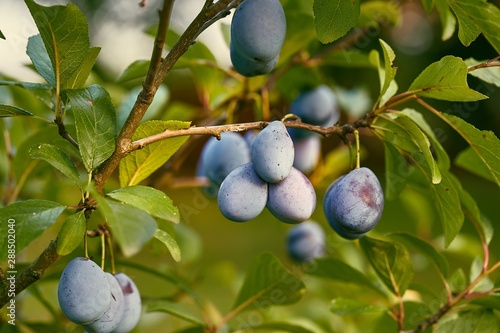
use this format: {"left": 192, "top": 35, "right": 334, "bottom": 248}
{"left": 267, "top": 167, "right": 316, "bottom": 223}
{"left": 292, "top": 135, "right": 321, "bottom": 174}
{"left": 287, "top": 221, "right": 326, "bottom": 262}
{"left": 112, "top": 273, "right": 142, "bottom": 333}
{"left": 218, "top": 163, "right": 268, "bottom": 222}
{"left": 251, "top": 121, "right": 294, "bottom": 183}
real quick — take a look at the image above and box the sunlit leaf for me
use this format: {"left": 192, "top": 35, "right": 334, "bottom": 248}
{"left": 0, "top": 105, "right": 33, "bottom": 117}
{"left": 29, "top": 143, "right": 80, "bottom": 187}
{"left": 435, "top": 0, "right": 457, "bottom": 40}
{"left": 465, "top": 58, "right": 500, "bottom": 88}
{"left": 408, "top": 56, "right": 488, "bottom": 101}
{"left": 313, "top": 0, "right": 360, "bottom": 44}
{"left": 358, "top": 1, "right": 400, "bottom": 28}
{"left": 154, "top": 229, "right": 181, "bottom": 262}
{"left": 378, "top": 39, "right": 397, "bottom": 105}
{"left": 330, "top": 298, "right": 386, "bottom": 315}
{"left": 65, "top": 46, "right": 100, "bottom": 89}
{"left": 434, "top": 309, "right": 500, "bottom": 333}
{"left": 57, "top": 211, "right": 86, "bottom": 256}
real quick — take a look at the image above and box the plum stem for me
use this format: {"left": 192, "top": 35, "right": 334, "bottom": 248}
{"left": 354, "top": 129, "right": 361, "bottom": 169}
{"left": 107, "top": 234, "right": 116, "bottom": 275}
{"left": 100, "top": 233, "right": 106, "bottom": 271}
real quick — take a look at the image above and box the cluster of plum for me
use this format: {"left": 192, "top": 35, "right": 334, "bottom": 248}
{"left": 58, "top": 257, "right": 141, "bottom": 333}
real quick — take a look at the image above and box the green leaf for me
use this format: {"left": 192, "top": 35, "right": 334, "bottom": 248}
{"left": 313, "top": 0, "right": 360, "bottom": 44}
{"left": 117, "top": 60, "right": 150, "bottom": 85}
{"left": 382, "top": 142, "right": 411, "bottom": 200}
{"left": 358, "top": 1, "right": 400, "bottom": 28}
{"left": 448, "top": 0, "right": 500, "bottom": 54}
{"left": 378, "top": 39, "right": 398, "bottom": 106}
{"left": 64, "top": 46, "right": 101, "bottom": 89}
{"left": 66, "top": 84, "right": 117, "bottom": 172}
{"left": 107, "top": 185, "right": 179, "bottom": 223}
{"left": 0, "top": 80, "right": 53, "bottom": 108}
{"left": 56, "top": 211, "right": 86, "bottom": 256}
{"left": 306, "top": 258, "right": 385, "bottom": 296}
{"left": 330, "top": 298, "right": 386, "bottom": 316}
{"left": 0, "top": 105, "right": 33, "bottom": 117}
{"left": 435, "top": 309, "right": 500, "bottom": 333}
{"left": 0, "top": 30, "right": 5, "bottom": 40}
{"left": 470, "top": 295, "right": 500, "bottom": 311}
{"left": 448, "top": 268, "right": 466, "bottom": 293}
{"left": 232, "top": 252, "right": 305, "bottom": 311}
{"left": 154, "top": 228, "right": 181, "bottom": 262}
{"left": 455, "top": 147, "right": 497, "bottom": 184}
{"left": 408, "top": 56, "right": 488, "bottom": 101}
{"left": 435, "top": 0, "right": 457, "bottom": 40}
{"left": 360, "top": 236, "right": 414, "bottom": 295}
{"left": 247, "top": 322, "right": 318, "bottom": 333}
{"left": 26, "top": 34, "right": 55, "bottom": 87}
{"left": 24, "top": 0, "right": 93, "bottom": 90}
{"left": 147, "top": 300, "right": 205, "bottom": 326}
{"left": 0, "top": 200, "right": 65, "bottom": 262}
{"left": 94, "top": 195, "right": 157, "bottom": 257}
{"left": 465, "top": 58, "right": 500, "bottom": 88}
{"left": 29, "top": 143, "right": 80, "bottom": 187}
{"left": 440, "top": 113, "right": 500, "bottom": 187}
{"left": 389, "top": 232, "right": 449, "bottom": 277}
{"left": 119, "top": 120, "right": 190, "bottom": 187}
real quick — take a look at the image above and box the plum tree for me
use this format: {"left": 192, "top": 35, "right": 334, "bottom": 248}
{"left": 58, "top": 257, "right": 111, "bottom": 325}
{"left": 287, "top": 221, "right": 326, "bottom": 262}
{"left": 84, "top": 273, "right": 125, "bottom": 333}
{"left": 112, "top": 273, "right": 142, "bottom": 333}
{"left": 324, "top": 168, "right": 384, "bottom": 236}
{"left": 251, "top": 121, "right": 294, "bottom": 183}
{"left": 292, "top": 135, "right": 321, "bottom": 174}
{"left": 267, "top": 167, "right": 316, "bottom": 223}
{"left": 230, "top": 0, "right": 286, "bottom": 76}
{"left": 218, "top": 162, "right": 268, "bottom": 222}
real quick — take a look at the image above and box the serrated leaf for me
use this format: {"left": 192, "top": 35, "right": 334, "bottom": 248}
{"left": 440, "top": 113, "right": 500, "bottom": 187}
{"left": 408, "top": 56, "right": 488, "bottom": 101}
{"left": 232, "top": 252, "right": 305, "bottom": 311}
{"left": 66, "top": 84, "right": 116, "bottom": 172}
{"left": 435, "top": 309, "right": 500, "bottom": 333}
{"left": 465, "top": 58, "right": 500, "bottom": 88}
{"left": 306, "top": 258, "right": 385, "bottom": 296}
{"left": 448, "top": 0, "right": 500, "bottom": 54}
{"left": 330, "top": 298, "right": 385, "bottom": 316}
{"left": 147, "top": 300, "right": 205, "bottom": 326}
{"left": 56, "top": 211, "right": 86, "bottom": 256}
{"left": 65, "top": 46, "right": 100, "bottom": 89}
{"left": 154, "top": 229, "right": 181, "bottom": 262}
{"left": 0, "top": 200, "right": 65, "bottom": 262}
{"left": 360, "top": 236, "right": 414, "bottom": 295}
{"left": 24, "top": 0, "right": 92, "bottom": 90}
{"left": 107, "top": 185, "right": 179, "bottom": 223}
{"left": 119, "top": 120, "right": 190, "bottom": 187}
{"left": 389, "top": 232, "right": 449, "bottom": 277}
{"left": 29, "top": 143, "right": 80, "bottom": 187}
{"left": 313, "top": 0, "right": 360, "bottom": 44}
{"left": 26, "top": 34, "right": 55, "bottom": 87}
{"left": 94, "top": 195, "right": 157, "bottom": 257}
{"left": 0, "top": 105, "right": 33, "bottom": 117}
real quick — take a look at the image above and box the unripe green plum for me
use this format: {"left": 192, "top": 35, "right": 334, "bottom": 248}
{"left": 251, "top": 121, "right": 294, "bottom": 183}
{"left": 111, "top": 273, "right": 142, "bottom": 333}
{"left": 267, "top": 167, "right": 316, "bottom": 223}
{"left": 287, "top": 221, "right": 326, "bottom": 262}
{"left": 218, "top": 163, "right": 268, "bottom": 222}
{"left": 58, "top": 257, "right": 111, "bottom": 324}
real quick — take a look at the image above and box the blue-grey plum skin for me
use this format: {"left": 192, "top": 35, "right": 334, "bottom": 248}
{"left": 230, "top": 0, "right": 286, "bottom": 76}
{"left": 200, "top": 132, "right": 251, "bottom": 187}
{"left": 293, "top": 135, "right": 321, "bottom": 174}
{"left": 58, "top": 257, "right": 111, "bottom": 325}
{"left": 111, "top": 273, "right": 142, "bottom": 333}
{"left": 218, "top": 163, "right": 268, "bottom": 222}
{"left": 267, "top": 167, "right": 316, "bottom": 224}
{"left": 84, "top": 273, "right": 124, "bottom": 333}
{"left": 251, "top": 121, "right": 294, "bottom": 183}
{"left": 324, "top": 176, "right": 365, "bottom": 240}
{"left": 287, "top": 221, "right": 326, "bottom": 262}
{"left": 329, "top": 168, "right": 384, "bottom": 235}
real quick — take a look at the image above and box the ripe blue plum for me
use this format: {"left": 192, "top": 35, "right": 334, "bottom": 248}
{"left": 292, "top": 135, "right": 321, "bottom": 174}
{"left": 218, "top": 163, "right": 268, "bottom": 222}
{"left": 84, "top": 273, "right": 124, "bottom": 333}
{"left": 267, "top": 167, "right": 316, "bottom": 223}
{"left": 58, "top": 257, "right": 111, "bottom": 324}
{"left": 112, "top": 273, "right": 142, "bottom": 333}
{"left": 326, "top": 168, "right": 384, "bottom": 235}
{"left": 200, "top": 132, "right": 251, "bottom": 187}
{"left": 251, "top": 121, "right": 294, "bottom": 183}
{"left": 287, "top": 221, "right": 326, "bottom": 262}
{"left": 230, "top": 0, "right": 286, "bottom": 76}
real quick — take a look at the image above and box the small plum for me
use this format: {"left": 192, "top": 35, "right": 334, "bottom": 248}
{"left": 218, "top": 163, "right": 268, "bottom": 222}
{"left": 267, "top": 167, "right": 316, "bottom": 223}
{"left": 251, "top": 121, "right": 294, "bottom": 183}
{"left": 287, "top": 221, "right": 326, "bottom": 262}
{"left": 111, "top": 273, "right": 142, "bottom": 333}
{"left": 292, "top": 135, "right": 321, "bottom": 174}
{"left": 58, "top": 257, "right": 111, "bottom": 325}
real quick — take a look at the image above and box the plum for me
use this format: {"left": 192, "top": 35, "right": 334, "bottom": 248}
{"left": 84, "top": 273, "right": 124, "bottom": 333}
{"left": 58, "top": 257, "right": 111, "bottom": 325}
{"left": 111, "top": 273, "right": 142, "bottom": 333}
{"left": 287, "top": 221, "right": 326, "bottom": 262}
{"left": 251, "top": 121, "right": 294, "bottom": 183}
{"left": 218, "top": 163, "right": 268, "bottom": 222}
{"left": 267, "top": 167, "right": 316, "bottom": 223}
{"left": 325, "top": 168, "right": 384, "bottom": 236}
{"left": 230, "top": 0, "right": 286, "bottom": 76}
{"left": 200, "top": 132, "right": 251, "bottom": 187}
{"left": 292, "top": 135, "right": 321, "bottom": 174}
